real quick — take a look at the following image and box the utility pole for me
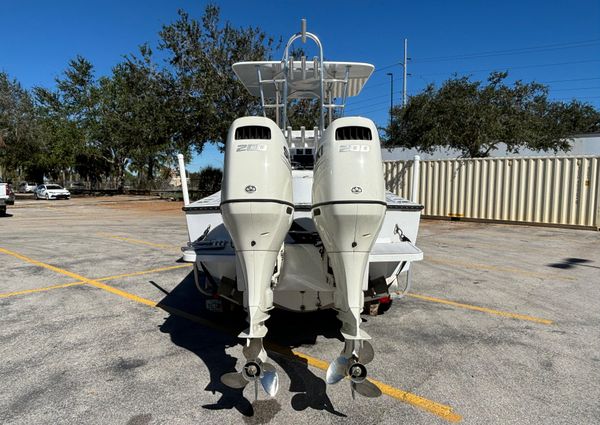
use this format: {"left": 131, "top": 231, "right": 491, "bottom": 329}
{"left": 402, "top": 38, "right": 409, "bottom": 107}
{"left": 386, "top": 72, "right": 394, "bottom": 123}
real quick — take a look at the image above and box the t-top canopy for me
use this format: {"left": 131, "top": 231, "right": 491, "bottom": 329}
{"left": 232, "top": 61, "right": 374, "bottom": 100}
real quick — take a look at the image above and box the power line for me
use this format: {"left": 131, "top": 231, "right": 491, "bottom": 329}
{"left": 550, "top": 86, "right": 600, "bottom": 92}
{"left": 346, "top": 98, "right": 401, "bottom": 113}
{"left": 354, "top": 81, "right": 600, "bottom": 108}
{"left": 348, "top": 88, "right": 414, "bottom": 106}
{"left": 347, "top": 93, "right": 600, "bottom": 117}
{"left": 374, "top": 63, "right": 400, "bottom": 73}
{"left": 355, "top": 62, "right": 600, "bottom": 112}
{"left": 372, "top": 38, "right": 600, "bottom": 71}
{"left": 412, "top": 39, "right": 600, "bottom": 63}
{"left": 539, "top": 77, "right": 600, "bottom": 84}
{"left": 347, "top": 91, "right": 417, "bottom": 110}
{"left": 552, "top": 95, "right": 600, "bottom": 100}
{"left": 362, "top": 74, "right": 600, "bottom": 94}
{"left": 415, "top": 58, "right": 600, "bottom": 78}
{"left": 347, "top": 87, "right": 600, "bottom": 114}
{"left": 359, "top": 79, "right": 396, "bottom": 90}
{"left": 347, "top": 105, "right": 390, "bottom": 116}
{"left": 347, "top": 95, "right": 600, "bottom": 118}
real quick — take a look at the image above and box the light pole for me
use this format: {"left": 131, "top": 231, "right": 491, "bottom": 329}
{"left": 386, "top": 72, "right": 394, "bottom": 124}
{"left": 401, "top": 38, "right": 409, "bottom": 107}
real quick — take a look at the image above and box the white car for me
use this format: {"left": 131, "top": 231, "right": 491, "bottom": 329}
{"left": 1, "top": 178, "right": 15, "bottom": 215}
{"left": 34, "top": 184, "right": 71, "bottom": 200}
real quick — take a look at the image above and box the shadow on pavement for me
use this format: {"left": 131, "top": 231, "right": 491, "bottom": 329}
{"left": 156, "top": 271, "right": 346, "bottom": 418}
{"left": 547, "top": 257, "right": 599, "bottom": 270}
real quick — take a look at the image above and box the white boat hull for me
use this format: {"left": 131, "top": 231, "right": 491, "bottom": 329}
{"left": 183, "top": 172, "right": 422, "bottom": 313}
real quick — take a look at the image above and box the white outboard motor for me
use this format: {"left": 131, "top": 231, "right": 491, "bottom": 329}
{"left": 221, "top": 117, "right": 294, "bottom": 338}
{"left": 313, "top": 117, "right": 386, "bottom": 398}
{"left": 220, "top": 117, "right": 293, "bottom": 398}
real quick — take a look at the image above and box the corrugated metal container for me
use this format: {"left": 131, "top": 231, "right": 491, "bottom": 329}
{"left": 383, "top": 156, "right": 600, "bottom": 229}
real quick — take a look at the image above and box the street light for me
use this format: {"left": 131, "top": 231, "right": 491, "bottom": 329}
{"left": 386, "top": 72, "right": 394, "bottom": 124}
{"left": 401, "top": 38, "right": 410, "bottom": 107}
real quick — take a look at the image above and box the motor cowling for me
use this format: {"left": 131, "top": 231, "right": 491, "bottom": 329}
{"left": 312, "top": 117, "right": 386, "bottom": 340}
{"left": 221, "top": 117, "right": 293, "bottom": 338}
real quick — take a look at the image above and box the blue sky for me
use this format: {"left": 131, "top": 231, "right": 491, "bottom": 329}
{"left": 2, "top": 0, "right": 599, "bottom": 171}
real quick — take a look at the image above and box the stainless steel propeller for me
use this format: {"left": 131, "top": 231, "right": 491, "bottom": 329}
{"left": 326, "top": 340, "right": 382, "bottom": 398}
{"left": 220, "top": 338, "right": 279, "bottom": 400}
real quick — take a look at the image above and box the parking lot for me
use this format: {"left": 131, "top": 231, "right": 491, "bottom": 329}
{"left": 1, "top": 196, "right": 599, "bottom": 424}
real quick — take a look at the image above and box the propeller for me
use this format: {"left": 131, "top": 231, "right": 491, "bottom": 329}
{"left": 326, "top": 340, "right": 382, "bottom": 398}
{"left": 220, "top": 338, "right": 279, "bottom": 400}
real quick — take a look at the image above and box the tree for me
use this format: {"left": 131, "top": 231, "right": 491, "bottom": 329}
{"left": 285, "top": 48, "right": 327, "bottom": 129}
{"left": 191, "top": 165, "right": 222, "bottom": 196}
{"left": 34, "top": 57, "right": 99, "bottom": 183}
{"left": 384, "top": 72, "right": 600, "bottom": 158}
{"left": 33, "top": 89, "right": 82, "bottom": 182}
{"left": 287, "top": 99, "right": 325, "bottom": 129}
{"left": 546, "top": 101, "right": 600, "bottom": 135}
{"left": 0, "top": 72, "right": 42, "bottom": 181}
{"left": 2, "top": 5, "right": 332, "bottom": 188}
{"left": 95, "top": 47, "right": 183, "bottom": 190}
{"left": 159, "top": 4, "right": 278, "bottom": 153}
{"left": 36, "top": 51, "right": 184, "bottom": 191}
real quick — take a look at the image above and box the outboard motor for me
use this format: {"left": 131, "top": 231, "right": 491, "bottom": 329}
{"left": 220, "top": 117, "right": 293, "bottom": 398}
{"left": 313, "top": 117, "right": 385, "bottom": 398}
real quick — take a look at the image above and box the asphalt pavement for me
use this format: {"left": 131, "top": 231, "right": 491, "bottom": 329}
{"left": 1, "top": 196, "right": 599, "bottom": 424}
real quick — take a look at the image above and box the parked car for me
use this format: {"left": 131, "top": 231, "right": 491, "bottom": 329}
{"left": 68, "top": 181, "right": 86, "bottom": 194}
{"left": 18, "top": 181, "right": 37, "bottom": 193}
{"left": 0, "top": 178, "right": 15, "bottom": 215}
{"left": 34, "top": 184, "right": 71, "bottom": 200}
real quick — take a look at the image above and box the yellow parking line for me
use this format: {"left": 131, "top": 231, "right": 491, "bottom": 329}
{"left": 279, "top": 347, "right": 462, "bottom": 422}
{"left": 167, "top": 304, "right": 462, "bottom": 422}
{"left": 0, "top": 247, "right": 158, "bottom": 307}
{"left": 287, "top": 349, "right": 331, "bottom": 370}
{"left": 0, "top": 246, "right": 461, "bottom": 422}
{"left": 405, "top": 293, "right": 553, "bottom": 325}
{"left": 0, "top": 247, "right": 99, "bottom": 283}
{"left": 95, "top": 264, "right": 192, "bottom": 282}
{"left": 372, "top": 379, "right": 461, "bottom": 422}
{"left": 0, "top": 281, "right": 84, "bottom": 299}
{"left": 164, "top": 303, "right": 458, "bottom": 421}
{"left": 95, "top": 233, "right": 181, "bottom": 252}
{"left": 427, "top": 257, "right": 575, "bottom": 281}
{"left": 0, "top": 263, "right": 192, "bottom": 299}
{"left": 88, "top": 279, "right": 158, "bottom": 307}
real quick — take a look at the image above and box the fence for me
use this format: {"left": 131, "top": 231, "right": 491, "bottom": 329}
{"left": 383, "top": 156, "right": 600, "bottom": 230}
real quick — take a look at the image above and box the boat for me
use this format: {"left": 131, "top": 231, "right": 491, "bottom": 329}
{"left": 179, "top": 20, "right": 424, "bottom": 400}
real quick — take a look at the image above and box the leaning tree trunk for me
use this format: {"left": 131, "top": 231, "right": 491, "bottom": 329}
{"left": 147, "top": 156, "right": 155, "bottom": 190}
{"left": 115, "top": 159, "right": 126, "bottom": 193}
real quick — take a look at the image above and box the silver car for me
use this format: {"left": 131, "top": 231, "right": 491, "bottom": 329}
{"left": 18, "top": 181, "right": 37, "bottom": 193}
{"left": 34, "top": 184, "right": 71, "bottom": 200}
